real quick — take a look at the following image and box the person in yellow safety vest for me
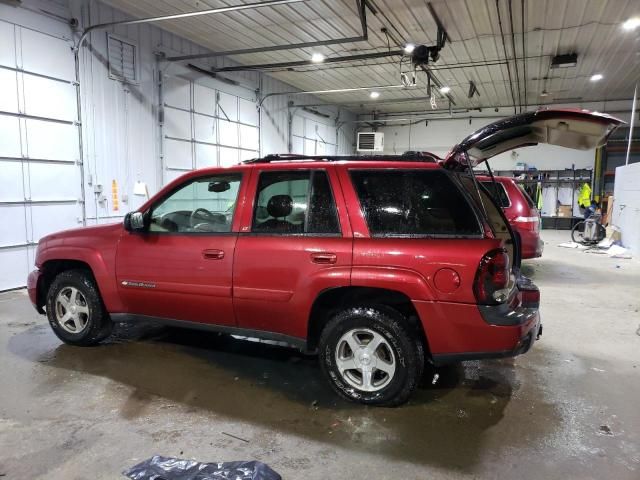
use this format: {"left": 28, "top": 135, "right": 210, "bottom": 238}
{"left": 578, "top": 183, "right": 592, "bottom": 209}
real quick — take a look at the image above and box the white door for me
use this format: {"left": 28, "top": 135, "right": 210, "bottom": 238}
{"left": 0, "top": 21, "right": 82, "bottom": 290}
{"left": 291, "top": 113, "right": 338, "bottom": 156}
{"left": 162, "top": 74, "right": 259, "bottom": 185}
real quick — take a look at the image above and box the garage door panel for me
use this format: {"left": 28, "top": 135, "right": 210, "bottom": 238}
{"left": 292, "top": 116, "right": 303, "bottom": 136}
{"left": 0, "top": 161, "right": 24, "bottom": 201}
{"left": 26, "top": 119, "right": 78, "bottom": 160}
{"left": 239, "top": 98, "right": 258, "bottom": 126}
{"left": 0, "top": 69, "right": 19, "bottom": 112}
{"left": 30, "top": 203, "right": 79, "bottom": 240}
{"left": 0, "top": 247, "right": 29, "bottom": 291}
{"left": 0, "top": 205, "right": 28, "bottom": 247}
{"left": 292, "top": 136, "right": 303, "bottom": 154}
{"left": 239, "top": 124, "right": 259, "bottom": 151}
{"left": 219, "top": 119, "right": 238, "bottom": 147}
{"left": 23, "top": 74, "right": 76, "bottom": 121}
{"left": 165, "top": 108, "right": 191, "bottom": 139}
{"left": 0, "top": 115, "right": 21, "bottom": 157}
{"left": 0, "top": 22, "right": 15, "bottom": 67}
{"left": 164, "top": 169, "right": 189, "bottom": 184}
{"left": 20, "top": 29, "right": 73, "bottom": 80}
{"left": 194, "top": 113, "right": 215, "bottom": 143}
{"left": 218, "top": 92, "right": 238, "bottom": 122}
{"left": 304, "top": 138, "right": 316, "bottom": 155}
{"left": 164, "top": 138, "right": 192, "bottom": 170}
{"left": 163, "top": 76, "right": 190, "bottom": 109}
{"left": 239, "top": 149, "right": 258, "bottom": 162}
{"left": 219, "top": 147, "right": 239, "bottom": 167}
{"left": 27, "top": 162, "right": 80, "bottom": 201}
{"left": 193, "top": 84, "right": 215, "bottom": 116}
{"left": 195, "top": 143, "right": 217, "bottom": 168}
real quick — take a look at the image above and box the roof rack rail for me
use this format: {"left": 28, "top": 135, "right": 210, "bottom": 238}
{"left": 243, "top": 152, "right": 440, "bottom": 164}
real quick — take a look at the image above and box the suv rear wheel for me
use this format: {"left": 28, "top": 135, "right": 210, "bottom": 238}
{"left": 46, "top": 269, "right": 112, "bottom": 346}
{"left": 319, "top": 306, "right": 424, "bottom": 406}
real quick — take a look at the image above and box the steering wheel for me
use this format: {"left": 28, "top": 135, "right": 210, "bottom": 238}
{"left": 190, "top": 208, "right": 216, "bottom": 229}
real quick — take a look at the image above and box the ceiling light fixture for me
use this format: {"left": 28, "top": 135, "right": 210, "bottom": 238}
{"left": 310, "top": 53, "right": 325, "bottom": 63}
{"left": 622, "top": 17, "right": 640, "bottom": 30}
{"left": 439, "top": 86, "right": 451, "bottom": 94}
{"left": 590, "top": 73, "right": 604, "bottom": 82}
{"left": 369, "top": 91, "right": 380, "bottom": 99}
{"left": 404, "top": 43, "right": 415, "bottom": 54}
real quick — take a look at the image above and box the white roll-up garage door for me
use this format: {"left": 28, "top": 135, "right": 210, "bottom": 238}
{"left": 291, "top": 112, "right": 338, "bottom": 156}
{"left": 161, "top": 74, "right": 259, "bottom": 184}
{"left": 0, "top": 21, "right": 82, "bottom": 290}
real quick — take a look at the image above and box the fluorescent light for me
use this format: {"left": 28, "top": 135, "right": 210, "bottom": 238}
{"left": 404, "top": 43, "right": 415, "bottom": 54}
{"left": 623, "top": 17, "right": 640, "bottom": 30}
{"left": 369, "top": 91, "right": 380, "bottom": 99}
{"left": 311, "top": 53, "right": 325, "bottom": 63}
{"left": 590, "top": 74, "right": 603, "bottom": 82}
{"left": 439, "top": 86, "right": 451, "bottom": 94}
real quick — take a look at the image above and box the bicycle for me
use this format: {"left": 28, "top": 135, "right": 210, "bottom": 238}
{"left": 571, "top": 213, "right": 606, "bottom": 245}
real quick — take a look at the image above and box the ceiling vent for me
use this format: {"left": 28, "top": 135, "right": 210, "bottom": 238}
{"left": 357, "top": 132, "right": 384, "bottom": 152}
{"left": 550, "top": 53, "right": 578, "bottom": 68}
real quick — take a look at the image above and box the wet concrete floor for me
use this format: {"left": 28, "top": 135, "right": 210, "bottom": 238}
{"left": 0, "top": 230, "right": 639, "bottom": 479}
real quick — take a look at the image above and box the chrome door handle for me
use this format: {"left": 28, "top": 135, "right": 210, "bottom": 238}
{"left": 310, "top": 252, "right": 337, "bottom": 264}
{"left": 202, "top": 249, "right": 225, "bottom": 260}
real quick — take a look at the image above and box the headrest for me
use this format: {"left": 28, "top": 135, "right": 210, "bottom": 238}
{"left": 267, "top": 195, "right": 293, "bottom": 218}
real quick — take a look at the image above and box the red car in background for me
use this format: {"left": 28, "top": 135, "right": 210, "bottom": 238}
{"left": 478, "top": 176, "right": 543, "bottom": 259}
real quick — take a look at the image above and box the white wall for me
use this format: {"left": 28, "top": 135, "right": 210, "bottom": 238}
{"left": 68, "top": 0, "right": 355, "bottom": 225}
{"left": 367, "top": 101, "right": 637, "bottom": 171}
{"left": 613, "top": 162, "right": 640, "bottom": 256}
{"left": 0, "top": 0, "right": 356, "bottom": 289}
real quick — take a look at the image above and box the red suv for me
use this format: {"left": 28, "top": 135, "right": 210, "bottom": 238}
{"left": 27, "top": 109, "right": 621, "bottom": 405}
{"left": 478, "top": 176, "right": 543, "bottom": 259}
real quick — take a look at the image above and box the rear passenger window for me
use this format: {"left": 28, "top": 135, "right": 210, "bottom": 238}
{"left": 252, "top": 170, "right": 340, "bottom": 235}
{"left": 481, "top": 181, "right": 510, "bottom": 207}
{"left": 350, "top": 169, "right": 481, "bottom": 237}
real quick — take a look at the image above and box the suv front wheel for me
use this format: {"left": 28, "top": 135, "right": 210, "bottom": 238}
{"left": 46, "top": 269, "right": 113, "bottom": 346}
{"left": 319, "top": 306, "right": 424, "bottom": 406}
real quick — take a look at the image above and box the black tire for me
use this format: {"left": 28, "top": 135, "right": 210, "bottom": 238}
{"left": 46, "top": 269, "right": 112, "bottom": 346}
{"left": 571, "top": 220, "right": 586, "bottom": 244}
{"left": 319, "top": 306, "right": 424, "bottom": 407}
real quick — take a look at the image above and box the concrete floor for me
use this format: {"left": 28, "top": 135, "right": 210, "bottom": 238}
{"left": 0, "top": 230, "right": 639, "bottom": 479}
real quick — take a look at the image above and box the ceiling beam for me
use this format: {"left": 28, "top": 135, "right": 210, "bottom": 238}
{"left": 165, "top": 0, "right": 373, "bottom": 62}
{"left": 209, "top": 49, "right": 404, "bottom": 73}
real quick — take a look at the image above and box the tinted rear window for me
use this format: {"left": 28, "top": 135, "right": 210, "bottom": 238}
{"left": 480, "top": 181, "right": 510, "bottom": 208}
{"left": 350, "top": 169, "right": 481, "bottom": 236}
{"left": 518, "top": 184, "right": 537, "bottom": 208}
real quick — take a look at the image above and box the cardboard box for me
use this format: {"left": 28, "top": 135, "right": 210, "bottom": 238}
{"left": 557, "top": 205, "right": 573, "bottom": 217}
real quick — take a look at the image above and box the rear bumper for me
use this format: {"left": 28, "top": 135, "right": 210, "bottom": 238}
{"left": 518, "top": 228, "right": 543, "bottom": 259}
{"left": 431, "top": 313, "right": 541, "bottom": 365}
{"left": 27, "top": 269, "right": 44, "bottom": 314}
{"left": 414, "top": 285, "right": 542, "bottom": 366}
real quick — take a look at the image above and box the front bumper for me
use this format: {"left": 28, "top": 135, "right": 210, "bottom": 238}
{"left": 27, "top": 269, "right": 44, "bottom": 314}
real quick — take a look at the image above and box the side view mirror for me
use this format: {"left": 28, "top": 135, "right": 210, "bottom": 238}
{"left": 124, "top": 212, "right": 145, "bottom": 232}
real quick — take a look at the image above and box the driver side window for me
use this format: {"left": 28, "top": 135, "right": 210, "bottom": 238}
{"left": 150, "top": 173, "right": 242, "bottom": 233}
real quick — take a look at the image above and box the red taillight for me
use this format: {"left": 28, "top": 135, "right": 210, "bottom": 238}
{"left": 474, "top": 248, "right": 511, "bottom": 305}
{"left": 513, "top": 209, "right": 540, "bottom": 232}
